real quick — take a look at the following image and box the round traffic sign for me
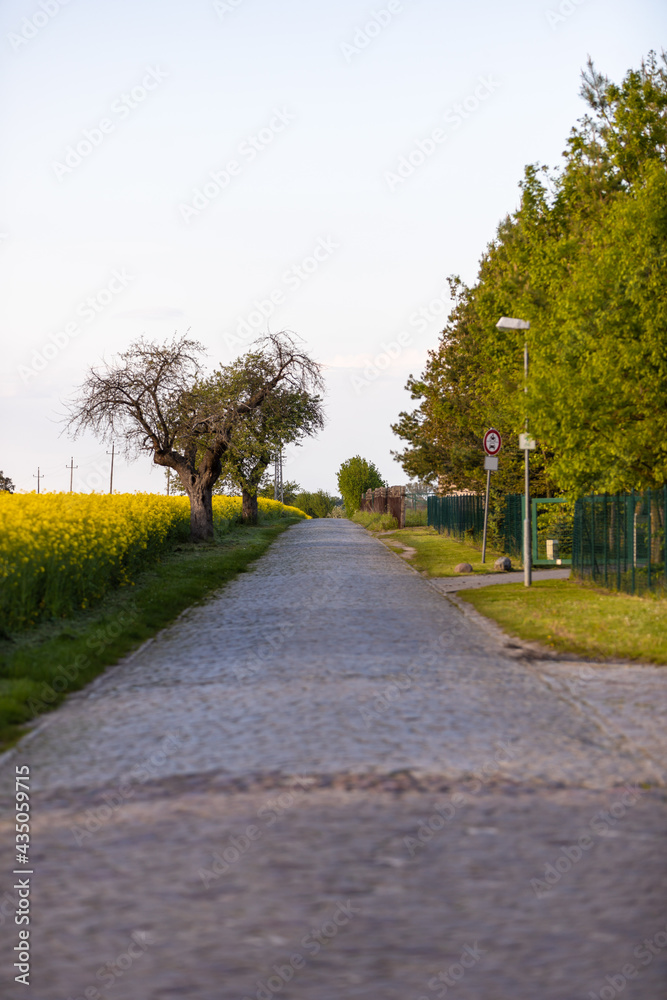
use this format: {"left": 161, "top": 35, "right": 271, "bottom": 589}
{"left": 483, "top": 428, "right": 502, "bottom": 456}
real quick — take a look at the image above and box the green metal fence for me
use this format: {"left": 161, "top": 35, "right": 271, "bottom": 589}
{"left": 501, "top": 495, "right": 523, "bottom": 562}
{"left": 531, "top": 497, "right": 573, "bottom": 565}
{"left": 405, "top": 491, "right": 429, "bottom": 512}
{"left": 427, "top": 493, "right": 484, "bottom": 543}
{"left": 572, "top": 488, "right": 667, "bottom": 596}
{"left": 427, "top": 493, "right": 523, "bottom": 560}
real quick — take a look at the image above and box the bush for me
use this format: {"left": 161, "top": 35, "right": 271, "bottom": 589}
{"left": 291, "top": 490, "right": 338, "bottom": 518}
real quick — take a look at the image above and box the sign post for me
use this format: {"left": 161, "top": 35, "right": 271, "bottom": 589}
{"left": 481, "top": 429, "right": 502, "bottom": 563}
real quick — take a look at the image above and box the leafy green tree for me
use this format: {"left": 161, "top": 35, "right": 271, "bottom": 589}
{"left": 66, "top": 332, "right": 323, "bottom": 539}
{"left": 257, "top": 479, "right": 301, "bottom": 506}
{"left": 529, "top": 159, "right": 667, "bottom": 492}
{"left": 222, "top": 388, "right": 323, "bottom": 524}
{"left": 393, "top": 52, "right": 667, "bottom": 497}
{"left": 0, "top": 471, "right": 15, "bottom": 493}
{"left": 337, "top": 456, "right": 386, "bottom": 516}
{"left": 292, "top": 490, "right": 338, "bottom": 518}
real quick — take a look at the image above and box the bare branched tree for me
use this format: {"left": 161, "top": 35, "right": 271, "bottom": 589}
{"left": 64, "top": 331, "right": 324, "bottom": 540}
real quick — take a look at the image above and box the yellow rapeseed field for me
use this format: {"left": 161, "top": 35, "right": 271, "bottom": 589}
{"left": 0, "top": 492, "right": 306, "bottom": 630}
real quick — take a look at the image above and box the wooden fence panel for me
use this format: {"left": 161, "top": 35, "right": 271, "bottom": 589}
{"left": 359, "top": 486, "right": 405, "bottom": 528}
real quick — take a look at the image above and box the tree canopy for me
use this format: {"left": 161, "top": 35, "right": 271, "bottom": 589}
{"left": 65, "top": 331, "right": 324, "bottom": 538}
{"left": 393, "top": 52, "right": 667, "bottom": 497}
{"left": 0, "top": 471, "right": 15, "bottom": 493}
{"left": 337, "top": 456, "right": 386, "bottom": 516}
{"left": 221, "top": 387, "right": 324, "bottom": 523}
{"left": 291, "top": 490, "right": 339, "bottom": 518}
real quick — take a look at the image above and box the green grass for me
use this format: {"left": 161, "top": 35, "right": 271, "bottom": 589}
{"left": 353, "top": 510, "right": 428, "bottom": 530}
{"left": 377, "top": 526, "right": 509, "bottom": 577}
{"left": 461, "top": 579, "right": 667, "bottom": 664}
{"left": 0, "top": 519, "right": 298, "bottom": 752}
{"left": 405, "top": 509, "right": 428, "bottom": 527}
{"left": 352, "top": 511, "right": 399, "bottom": 531}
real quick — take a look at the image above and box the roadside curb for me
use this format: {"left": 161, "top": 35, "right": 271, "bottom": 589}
{"left": 368, "top": 527, "right": 577, "bottom": 661}
{"left": 443, "top": 591, "right": 575, "bottom": 662}
{"left": 444, "top": 590, "right": 660, "bottom": 669}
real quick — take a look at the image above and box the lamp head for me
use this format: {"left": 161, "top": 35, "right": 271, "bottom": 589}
{"left": 496, "top": 316, "right": 530, "bottom": 330}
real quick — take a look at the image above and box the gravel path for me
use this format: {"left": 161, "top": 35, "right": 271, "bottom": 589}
{"left": 1, "top": 519, "right": 666, "bottom": 999}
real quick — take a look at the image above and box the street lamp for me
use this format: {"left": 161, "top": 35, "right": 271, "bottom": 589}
{"left": 496, "top": 316, "right": 532, "bottom": 587}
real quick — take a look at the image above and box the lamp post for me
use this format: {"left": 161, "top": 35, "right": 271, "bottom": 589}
{"left": 496, "top": 316, "right": 532, "bottom": 587}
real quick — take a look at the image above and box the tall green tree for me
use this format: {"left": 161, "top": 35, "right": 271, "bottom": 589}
{"left": 337, "top": 456, "right": 386, "bottom": 516}
{"left": 393, "top": 52, "right": 667, "bottom": 497}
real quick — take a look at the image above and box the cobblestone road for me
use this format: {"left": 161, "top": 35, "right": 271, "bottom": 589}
{"left": 1, "top": 519, "right": 666, "bottom": 999}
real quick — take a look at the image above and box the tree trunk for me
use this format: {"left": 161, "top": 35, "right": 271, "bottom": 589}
{"left": 188, "top": 485, "right": 215, "bottom": 541}
{"left": 242, "top": 488, "right": 258, "bottom": 526}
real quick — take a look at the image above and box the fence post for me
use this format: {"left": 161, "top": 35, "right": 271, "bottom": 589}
{"left": 603, "top": 493, "right": 608, "bottom": 587}
{"left": 591, "top": 495, "right": 596, "bottom": 583}
{"left": 647, "top": 487, "right": 651, "bottom": 592}
{"left": 616, "top": 493, "right": 621, "bottom": 592}
{"left": 631, "top": 488, "right": 636, "bottom": 596}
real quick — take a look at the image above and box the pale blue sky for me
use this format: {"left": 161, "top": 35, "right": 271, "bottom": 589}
{"left": 1, "top": 0, "right": 665, "bottom": 494}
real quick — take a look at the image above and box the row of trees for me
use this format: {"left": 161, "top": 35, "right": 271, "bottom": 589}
{"left": 393, "top": 53, "right": 667, "bottom": 497}
{"left": 66, "top": 332, "right": 325, "bottom": 539}
{"left": 167, "top": 470, "right": 341, "bottom": 519}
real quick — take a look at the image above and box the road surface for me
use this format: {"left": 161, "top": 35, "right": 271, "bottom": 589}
{"left": 1, "top": 519, "right": 665, "bottom": 999}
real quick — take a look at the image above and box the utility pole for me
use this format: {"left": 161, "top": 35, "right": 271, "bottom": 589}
{"left": 67, "top": 456, "right": 78, "bottom": 493}
{"left": 106, "top": 442, "right": 115, "bottom": 494}
{"left": 33, "top": 467, "right": 43, "bottom": 494}
{"left": 166, "top": 469, "right": 171, "bottom": 496}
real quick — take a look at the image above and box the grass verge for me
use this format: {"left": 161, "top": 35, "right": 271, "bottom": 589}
{"left": 352, "top": 511, "right": 398, "bottom": 531}
{"left": 404, "top": 510, "right": 428, "bottom": 528}
{"left": 0, "top": 519, "right": 298, "bottom": 752}
{"left": 460, "top": 579, "right": 667, "bottom": 664}
{"left": 377, "top": 526, "right": 508, "bottom": 577}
